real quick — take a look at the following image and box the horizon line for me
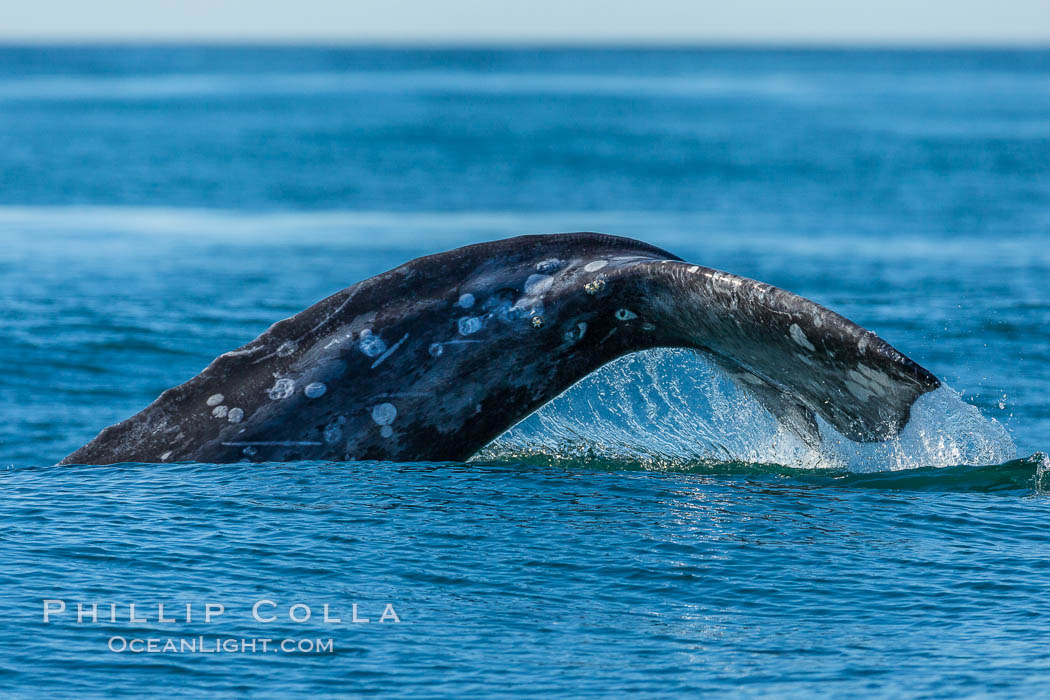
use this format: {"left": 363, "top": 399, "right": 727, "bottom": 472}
{"left": 2, "top": 37, "right": 1050, "bottom": 50}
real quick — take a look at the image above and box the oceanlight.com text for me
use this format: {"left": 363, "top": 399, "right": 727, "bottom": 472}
{"left": 107, "top": 636, "right": 335, "bottom": 654}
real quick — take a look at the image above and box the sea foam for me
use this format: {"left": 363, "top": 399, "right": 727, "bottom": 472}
{"left": 480, "top": 348, "right": 1016, "bottom": 472}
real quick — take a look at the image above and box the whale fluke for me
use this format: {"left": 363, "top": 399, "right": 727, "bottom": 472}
{"left": 60, "top": 233, "right": 939, "bottom": 465}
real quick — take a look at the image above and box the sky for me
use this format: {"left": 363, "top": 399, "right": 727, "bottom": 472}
{"left": 1, "top": 0, "right": 1049, "bottom": 44}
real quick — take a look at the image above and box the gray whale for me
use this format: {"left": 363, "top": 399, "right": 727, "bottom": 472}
{"left": 61, "top": 233, "right": 939, "bottom": 465}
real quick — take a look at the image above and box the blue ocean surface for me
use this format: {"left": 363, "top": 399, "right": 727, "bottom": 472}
{"left": 1, "top": 47, "right": 1049, "bottom": 696}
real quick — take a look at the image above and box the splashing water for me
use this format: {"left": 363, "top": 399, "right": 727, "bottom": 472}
{"left": 479, "top": 349, "right": 1016, "bottom": 471}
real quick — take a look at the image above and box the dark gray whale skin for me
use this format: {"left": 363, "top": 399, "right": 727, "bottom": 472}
{"left": 61, "top": 233, "right": 940, "bottom": 465}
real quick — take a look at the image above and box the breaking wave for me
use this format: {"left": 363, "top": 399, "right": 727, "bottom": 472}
{"left": 479, "top": 348, "right": 1017, "bottom": 472}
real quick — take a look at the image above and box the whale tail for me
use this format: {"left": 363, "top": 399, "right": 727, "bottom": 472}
{"left": 636, "top": 259, "right": 940, "bottom": 442}
{"left": 57, "top": 232, "right": 942, "bottom": 465}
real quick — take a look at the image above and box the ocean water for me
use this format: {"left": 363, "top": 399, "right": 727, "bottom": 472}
{"left": 2, "top": 47, "right": 1050, "bottom": 696}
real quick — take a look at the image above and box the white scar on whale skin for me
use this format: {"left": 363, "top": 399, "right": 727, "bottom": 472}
{"left": 846, "top": 376, "right": 874, "bottom": 401}
{"left": 267, "top": 378, "right": 295, "bottom": 400}
{"left": 359, "top": 330, "right": 387, "bottom": 358}
{"left": 458, "top": 317, "right": 483, "bottom": 335}
{"left": 371, "top": 403, "right": 397, "bottom": 425}
{"left": 524, "top": 274, "right": 554, "bottom": 295}
{"left": 306, "top": 288, "right": 360, "bottom": 337}
{"left": 222, "top": 346, "right": 262, "bottom": 358}
{"left": 789, "top": 323, "right": 816, "bottom": 352}
{"left": 429, "top": 339, "right": 481, "bottom": 357}
{"left": 371, "top": 402, "right": 398, "bottom": 438}
{"left": 371, "top": 333, "right": 409, "bottom": 368}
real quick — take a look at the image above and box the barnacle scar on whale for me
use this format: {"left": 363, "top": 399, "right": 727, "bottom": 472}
{"left": 60, "top": 233, "right": 940, "bottom": 465}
